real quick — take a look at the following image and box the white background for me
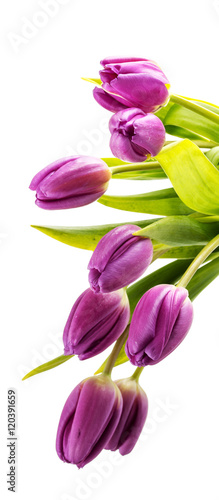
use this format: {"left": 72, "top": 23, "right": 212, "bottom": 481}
{"left": 1, "top": 0, "right": 219, "bottom": 498}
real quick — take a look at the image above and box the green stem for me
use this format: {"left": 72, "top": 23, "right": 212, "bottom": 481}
{"left": 131, "top": 366, "right": 144, "bottom": 382}
{"left": 177, "top": 235, "right": 219, "bottom": 288}
{"left": 170, "top": 94, "right": 219, "bottom": 126}
{"left": 103, "top": 326, "right": 129, "bottom": 377}
{"left": 110, "top": 161, "right": 161, "bottom": 175}
{"left": 152, "top": 243, "right": 170, "bottom": 262}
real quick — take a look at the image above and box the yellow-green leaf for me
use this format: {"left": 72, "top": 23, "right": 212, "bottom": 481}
{"left": 157, "top": 140, "right": 219, "bottom": 215}
{"left": 31, "top": 218, "right": 160, "bottom": 250}
{"left": 98, "top": 188, "right": 193, "bottom": 216}
{"left": 135, "top": 216, "right": 219, "bottom": 246}
{"left": 22, "top": 355, "right": 73, "bottom": 380}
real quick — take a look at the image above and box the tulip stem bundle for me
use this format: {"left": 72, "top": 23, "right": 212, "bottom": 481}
{"left": 27, "top": 55, "right": 219, "bottom": 470}
{"left": 177, "top": 234, "right": 219, "bottom": 288}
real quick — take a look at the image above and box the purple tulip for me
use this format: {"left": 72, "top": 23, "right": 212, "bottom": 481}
{"left": 109, "top": 108, "right": 166, "bottom": 162}
{"left": 63, "top": 288, "right": 130, "bottom": 360}
{"left": 88, "top": 225, "right": 153, "bottom": 293}
{"left": 29, "top": 156, "right": 111, "bottom": 210}
{"left": 93, "top": 57, "right": 170, "bottom": 114}
{"left": 105, "top": 377, "right": 148, "bottom": 455}
{"left": 126, "top": 284, "right": 193, "bottom": 366}
{"left": 56, "top": 374, "right": 123, "bottom": 468}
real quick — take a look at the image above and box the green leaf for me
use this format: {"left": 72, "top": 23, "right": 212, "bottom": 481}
{"left": 187, "top": 257, "right": 219, "bottom": 300}
{"left": 158, "top": 98, "right": 219, "bottom": 142}
{"left": 135, "top": 216, "right": 219, "bottom": 246}
{"left": 95, "top": 259, "right": 192, "bottom": 374}
{"left": 205, "top": 146, "right": 219, "bottom": 170}
{"left": 101, "top": 157, "right": 131, "bottom": 167}
{"left": 22, "top": 355, "right": 73, "bottom": 380}
{"left": 157, "top": 140, "right": 219, "bottom": 215}
{"left": 31, "top": 218, "right": 160, "bottom": 251}
{"left": 98, "top": 188, "right": 193, "bottom": 216}
{"left": 155, "top": 100, "right": 175, "bottom": 121}
{"left": 160, "top": 245, "right": 219, "bottom": 260}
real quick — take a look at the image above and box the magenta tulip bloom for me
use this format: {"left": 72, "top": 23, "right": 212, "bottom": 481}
{"left": 88, "top": 225, "right": 153, "bottom": 293}
{"left": 56, "top": 374, "right": 123, "bottom": 468}
{"left": 63, "top": 288, "right": 130, "bottom": 360}
{"left": 109, "top": 108, "right": 166, "bottom": 162}
{"left": 29, "top": 156, "right": 111, "bottom": 210}
{"left": 126, "top": 284, "right": 193, "bottom": 366}
{"left": 93, "top": 57, "right": 169, "bottom": 114}
{"left": 105, "top": 377, "right": 148, "bottom": 455}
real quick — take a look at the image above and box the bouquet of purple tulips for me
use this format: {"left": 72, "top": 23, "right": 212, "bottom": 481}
{"left": 25, "top": 57, "right": 219, "bottom": 468}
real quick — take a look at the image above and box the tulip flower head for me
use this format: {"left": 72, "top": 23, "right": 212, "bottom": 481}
{"left": 63, "top": 288, "right": 130, "bottom": 360}
{"left": 29, "top": 156, "right": 111, "bottom": 210}
{"left": 88, "top": 225, "right": 153, "bottom": 293}
{"left": 105, "top": 377, "right": 148, "bottom": 455}
{"left": 93, "top": 56, "right": 170, "bottom": 114}
{"left": 126, "top": 284, "right": 193, "bottom": 366}
{"left": 56, "top": 374, "right": 123, "bottom": 468}
{"left": 109, "top": 108, "right": 166, "bottom": 162}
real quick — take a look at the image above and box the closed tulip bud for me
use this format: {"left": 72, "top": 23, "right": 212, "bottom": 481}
{"left": 126, "top": 284, "right": 193, "bottom": 366}
{"left": 56, "top": 374, "right": 123, "bottom": 468}
{"left": 93, "top": 57, "right": 169, "bottom": 114}
{"left": 88, "top": 225, "right": 153, "bottom": 293}
{"left": 29, "top": 156, "right": 111, "bottom": 210}
{"left": 109, "top": 108, "right": 166, "bottom": 162}
{"left": 63, "top": 288, "right": 130, "bottom": 359}
{"left": 105, "top": 377, "right": 148, "bottom": 455}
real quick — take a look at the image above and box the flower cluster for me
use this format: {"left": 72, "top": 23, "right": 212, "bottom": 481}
{"left": 94, "top": 57, "right": 167, "bottom": 161}
{"left": 56, "top": 223, "right": 193, "bottom": 468}
{"left": 26, "top": 55, "right": 219, "bottom": 473}
{"left": 29, "top": 57, "right": 168, "bottom": 210}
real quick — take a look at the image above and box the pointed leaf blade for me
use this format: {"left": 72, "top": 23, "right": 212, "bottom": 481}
{"left": 135, "top": 216, "right": 219, "bottom": 246}
{"left": 31, "top": 218, "right": 160, "bottom": 250}
{"left": 22, "top": 355, "right": 74, "bottom": 380}
{"left": 157, "top": 140, "right": 219, "bottom": 215}
{"left": 98, "top": 188, "right": 193, "bottom": 216}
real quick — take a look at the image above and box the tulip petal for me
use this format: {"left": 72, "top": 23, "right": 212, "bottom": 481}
{"left": 132, "top": 115, "right": 166, "bottom": 157}
{"left": 78, "top": 305, "right": 130, "bottom": 360}
{"left": 97, "top": 238, "right": 153, "bottom": 292}
{"left": 101, "top": 57, "right": 150, "bottom": 65}
{"left": 110, "top": 131, "right": 146, "bottom": 163}
{"left": 128, "top": 285, "right": 173, "bottom": 356}
{"left": 56, "top": 381, "right": 83, "bottom": 462}
{"left": 107, "top": 74, "right": 169, "bottom": 113}
{"left": 78, "top": 386, "right": 122, "bottom": 468}
{"left": 93, "top": 87, "right": 127, "bottom": 113}
{"left": 65, "top": 289, "right": 124, "bottom": 346}
{"left": 66, "top": 376, "right": 119, "bottom": 465}
{"left": 35, "top": 189, "right": 108, "bottom": 210}
{"left": 37, "top": 158, "right": 110, "bottom": 199}
{"left": 119, "top": 386, "right": 148, "bottom": 455}
{"left": 145, "top": 287, "right": 188, "bottom": 360}
{"left": 88, "top": 225, "right": 142, "bottom": 275}
{"left": 151, "top": 297, "right": 193, "bottom": 364}
{"left": 105, "top": 379, "right": 137, "bottom": 451}
{"left": 29, "top": 157, "right": 76, "bottom": 191}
